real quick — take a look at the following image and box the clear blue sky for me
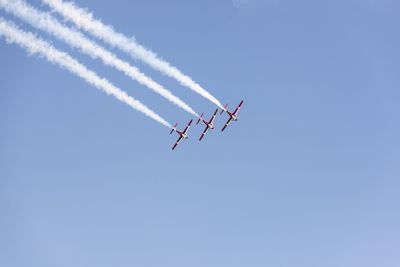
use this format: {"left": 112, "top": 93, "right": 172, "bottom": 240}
{"left": 1, "top": 0, "right": 399, "bottom": 266}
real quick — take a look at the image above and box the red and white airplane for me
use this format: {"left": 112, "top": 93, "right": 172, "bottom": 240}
{"left": 220, "top": 100, "right": 244, "bottom": 132}
{"left": 196, "top": 109, "right": 219, "bottom": 141}
{"left": 170, "top": 119, "right": 193, "bottom": 150}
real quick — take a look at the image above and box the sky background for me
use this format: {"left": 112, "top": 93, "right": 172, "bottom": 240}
{"left": 1, "top": 0, "right": 399, "bottom": 266}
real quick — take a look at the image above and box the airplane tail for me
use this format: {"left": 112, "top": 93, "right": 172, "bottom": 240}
{"left": 196, "top": 113, "right": 204, "bottom": 125}
{"left": 170, "top": 123, "right": 178, "bottom": 134}
{"left": 220, "top": 104, "right": 228, "bottom": 115}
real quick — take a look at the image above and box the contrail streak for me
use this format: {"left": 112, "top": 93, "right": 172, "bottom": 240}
{"left": 0, "top": 18, "right": 171, "bottom": 128}
{"left": 0, "top": 0, "right": 198, "bottom": 117}
{"left": 41, "top": 0, "right": 225, "bottom": 110}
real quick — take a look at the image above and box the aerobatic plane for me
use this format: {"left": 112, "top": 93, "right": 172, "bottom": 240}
{"left": 170, "top": 119, "right": 193, "bottom": 150}
{"left": 196, "top": 109, "right": 219, "bottom": 141}
{"left": 220, "top": 100, "right": 244, "bottom": 132}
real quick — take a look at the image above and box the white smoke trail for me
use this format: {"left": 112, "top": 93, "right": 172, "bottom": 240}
{"left": 41, "top": 0, "right": 225, "bottom": 110}
{"left": 0, "top": 0, "right": 198, "bottom": 117}
{"left": 0, "top": 18, "right": 171, "bottom": 128}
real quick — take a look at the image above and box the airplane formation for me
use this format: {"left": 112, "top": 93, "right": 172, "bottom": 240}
{"left": 0, "top": 1, "right": 243, "bottom": 152}
{"left": 170, "top": 100, "right": 243, "bottom": 150}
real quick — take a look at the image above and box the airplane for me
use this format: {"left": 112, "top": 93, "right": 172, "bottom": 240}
{"left": 170, "top": 119, "right": 193, "bottom": 150}
{"left": 220, "top": 100, "right": 244, "bottom": 132}
{"left": 196, "top": 109, "right": 219, "bottom": 141}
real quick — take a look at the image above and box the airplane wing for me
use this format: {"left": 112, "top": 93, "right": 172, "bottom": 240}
{"left": 221, "top": 118, "right": 233, "bottom": 132}
{"left": 209, "top": 109, "right": 218, "bottom": 124}
{"left": 199, "top": 126, "right": 210, "bottom": 141}
{"left": 182, "top": 119, "right": 193, "bottom": 135}
{"left": 233, "top": 100, "right": 244, "bottom": 116}
{"left": 172, "top": 136, "right": 183, "bottom": 150}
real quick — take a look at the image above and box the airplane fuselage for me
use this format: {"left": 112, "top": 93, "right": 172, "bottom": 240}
{"left": 228, "top": 112, "right": 238, "bottom": 121}
{"left": 202, "top": 119, "right": 215, "bottom": 129}
{"left": 181, "top": 132, "right": 188, "bottom": 139}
